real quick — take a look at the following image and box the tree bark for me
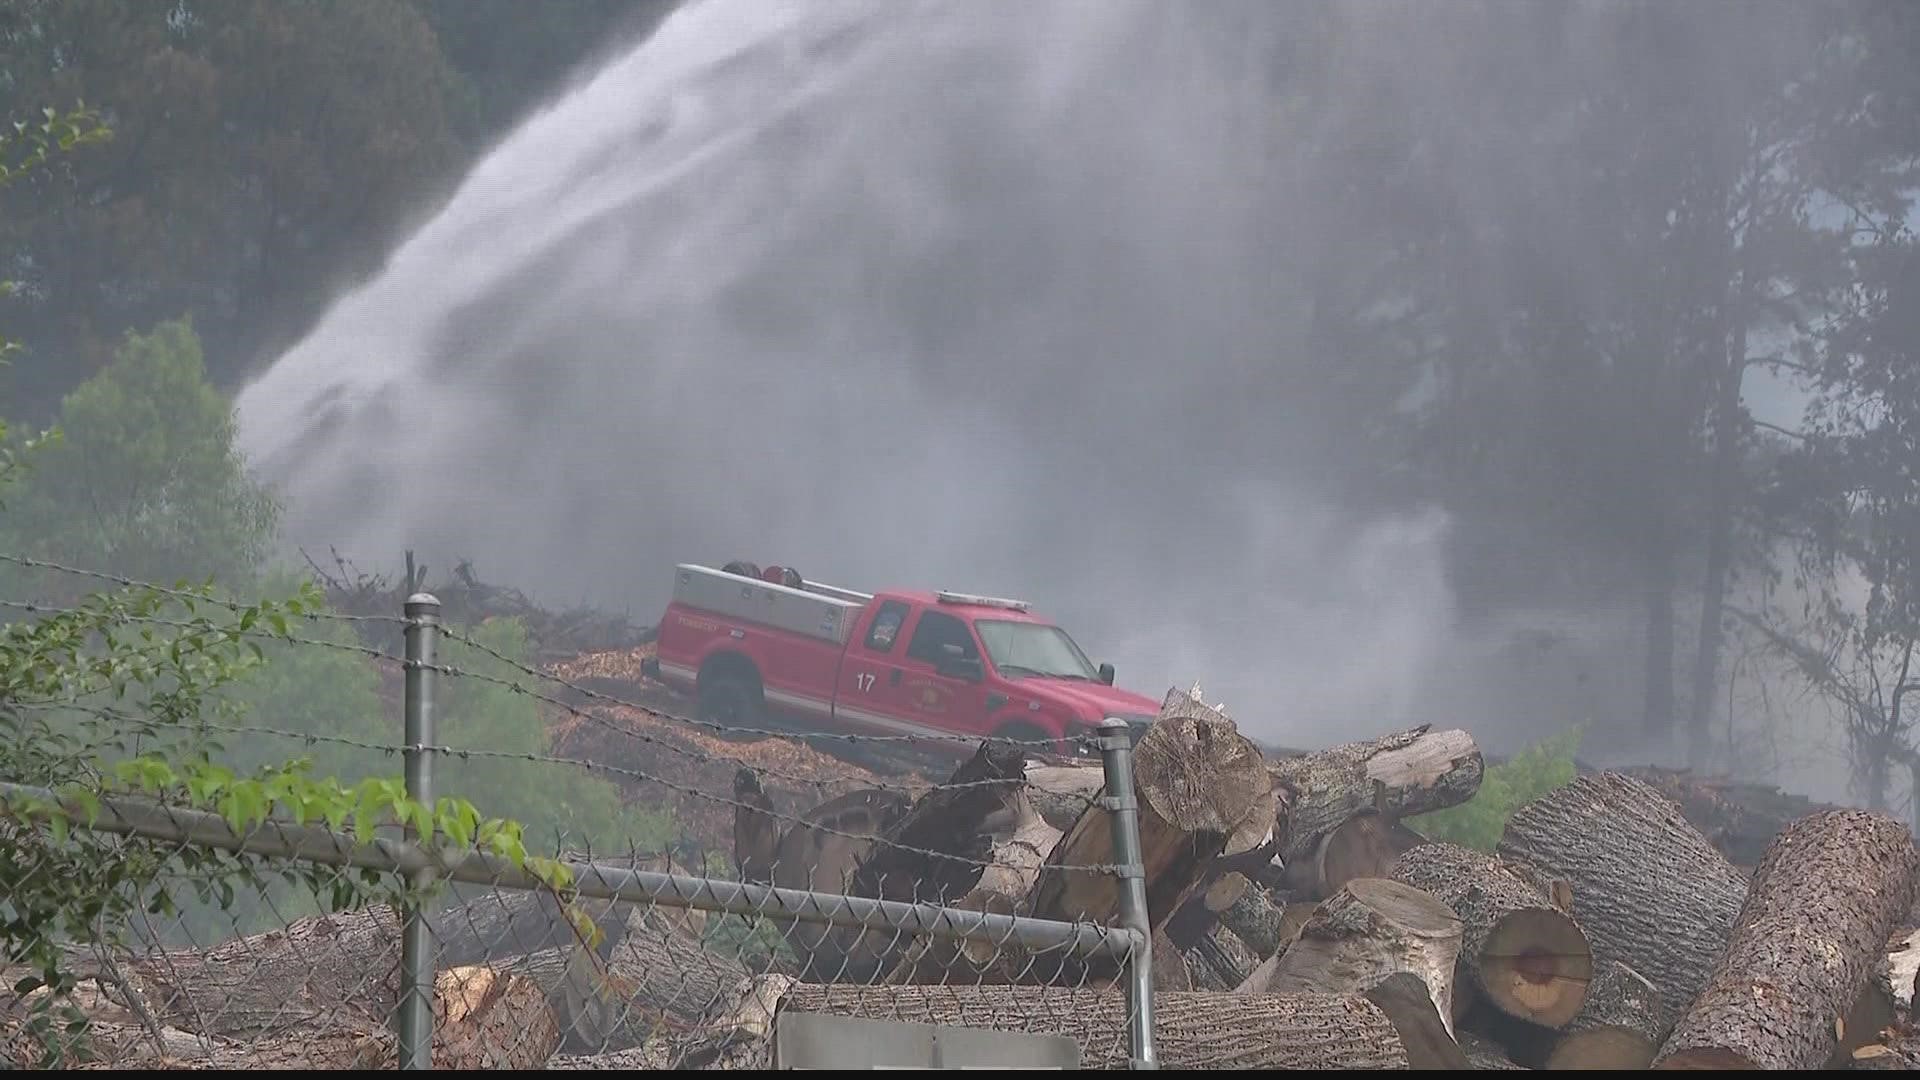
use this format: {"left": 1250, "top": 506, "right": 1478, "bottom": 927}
{"left": 1028, "top": 689, "right": 1269, "bottom": 933}
{"left": 1218, "top": 882, "right": 1294, "bottom": 960}
{"left": 1250, "top": 877, "right": 1464, "bottom": 1038}
{"left": 1271, "top": 726, "right": 1483, "bottom": 899}
{"left": 1391, "top": 842, "right": 1592, "bottom": 1028}
{"left": 1495, "top": 772, "right": 1748, "bottom": 1033}
{"left": 1186, "top": 923, "right": 1259, "bottom": 992}
{"left": 632, "top": 977, "right": 1415, "bottom": 1070}
{"left": 1544, "top": 959, "right": 1664, "bottom": 1070}
{"left": 1655, "top": 809, "right": 1920, "bottom": 1070}
{"left": 1022, "top": 762, "right": 1103, "bottom": 832}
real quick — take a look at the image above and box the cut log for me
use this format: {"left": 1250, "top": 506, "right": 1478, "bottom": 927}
{"left": 1544, "top": 959, "right": 1664, "bottom": 1070}
{"left": 1495, "top": 772, "right": 1746, "bottom": 1033}
{"left": 1318, "top": 815, "right": 1433, "bottom": 901}
{"left": 126, "top": 966, "right": 561, "bottom": 1070}
{"left": 1152, "top": 927, "right": 1193, "bottom": 991}
{"left": 126, "top": 883, "right": 631, "bottom": 1037}
{"left": 874, "top": 791, "right": 1063, "bottom": 986}
{"left": 1272, "top": 726, "right": 1483, "bottom": 898}
{"left": 1218, "top": 882, "right": 1294, "bottom": 959}
{"left": 1187, "top": 923, "right": 1259, "bottom": 991}
{"left": 1027, "top": 689, "right": 1270, "bottom": 935}
{"left": 1654, "top": 809, "right": 1920, "bottom": 1070}
{"left": 1250, "top": 877, "right": 1464, "bottom": 1038}
{"left": 1391, "top": 842, "right": 1592, "bottom": 1028}
{"left": 1165, "top": 871, "right": 1252, "bottom": 951}
{"left": 1022, "top": 762, "right": 1104, "bottom": 832}
{"left": 1827, "top": 959, "right": 1900, "bottom": 1070}
{"left": 731, "top": 768, "right": 779, "bottom": 886}
{"left": 1363, "top": 972, "right": 1471, "bottom": 1070}
{"left": 635, "top": 975, "right": 1414, "bottom": 1070}
{"left": 1887, "top": 929, "right": 1920, "bottom": 1016}
{"left": 766, "top": 787, "right": 912, "bottom": 981}
{"left": 852, "top": 740, "right": 1029, "bottom": 907}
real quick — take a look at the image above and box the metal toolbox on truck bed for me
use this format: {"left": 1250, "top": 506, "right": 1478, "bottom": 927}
{"left": 671, "top": 563, "right": 864, "bottom": 645}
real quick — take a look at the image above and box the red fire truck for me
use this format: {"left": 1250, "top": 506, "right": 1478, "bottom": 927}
{"left": 641, "top": 559, "right": 1161, "bottom": 755}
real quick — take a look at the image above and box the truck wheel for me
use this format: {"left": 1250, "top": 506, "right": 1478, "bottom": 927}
{"left": 990, "top": 720, "right": 1056, "bottom": 758}
{"left": 698, "top": 675, "right": 762, "bottom": 734}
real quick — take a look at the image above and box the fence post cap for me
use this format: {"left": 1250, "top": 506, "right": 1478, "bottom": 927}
{"left": 1097, "top": 716, "right": 1129, "bottom": 732}
{"left": 405, "top": 592, "right": 442, "bottom": 615}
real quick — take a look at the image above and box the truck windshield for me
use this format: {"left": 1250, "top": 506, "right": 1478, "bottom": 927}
{"left": 974, "top": 620, "right": 1101, "bottom": 681}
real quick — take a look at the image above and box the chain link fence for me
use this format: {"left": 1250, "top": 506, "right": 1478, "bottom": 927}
{"left": 1, "top": 578, "right": 1155, "bottom": 1070}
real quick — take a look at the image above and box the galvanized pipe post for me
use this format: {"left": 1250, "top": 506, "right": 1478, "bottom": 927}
{"left": 1096, "top": 716, "right": 1157, "bottom": 1070}
{"left": 398, "top": 593, "right": 442, "bottom": 1070}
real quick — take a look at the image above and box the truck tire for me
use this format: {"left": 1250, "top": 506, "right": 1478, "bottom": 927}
{"left": 698, "top": 672, "right": 762, "bottom": 734}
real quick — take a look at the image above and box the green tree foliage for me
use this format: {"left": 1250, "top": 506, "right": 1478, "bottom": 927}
{"left": 435, "top": 616, "right": 673, "bottom": 856}
{"left": 0, "top": 318, "right": 277, "bottom": 594}
{"left": 1412, "top": 727, "right": 1583, "bottom": 852}
{"left": 0, "top": 0, "right": 662, "bottom": 414}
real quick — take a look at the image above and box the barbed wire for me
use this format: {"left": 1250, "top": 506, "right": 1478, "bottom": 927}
{"left": 1, "top": 601, "right": 1099, "bottom": 830}
{"left": 5, "top": 698, "right": 1109, "bottom": 877}
{"left": 432, "top": 621, "right": 1076, "bottom": 749}
{"left": 0, "top": 551, "right": 407, "bottom": 626}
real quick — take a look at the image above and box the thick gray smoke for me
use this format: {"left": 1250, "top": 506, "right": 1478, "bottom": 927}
{"left": 229, "top": 0, "right": 1732, "bottom": 756}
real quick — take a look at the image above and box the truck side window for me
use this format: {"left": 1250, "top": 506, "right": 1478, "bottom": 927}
{"left": 906, "top": 611, "right": 978, "bottom": 665}
{"left": 864, "top": 601, "right": 909, "bottom": 653}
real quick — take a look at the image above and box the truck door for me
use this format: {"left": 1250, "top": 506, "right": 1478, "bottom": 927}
{"left": 894, "top": 608, "right": 991, "bottom": 738}
{"left": 834, "top": 599, "right": 914, "bottom": 733}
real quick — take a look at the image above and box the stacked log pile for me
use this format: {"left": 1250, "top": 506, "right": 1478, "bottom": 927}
{"left": 9, "top": 681, "right": 1920, "bottom": 1072}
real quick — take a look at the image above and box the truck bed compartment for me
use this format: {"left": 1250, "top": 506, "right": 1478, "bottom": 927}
{"left": 671, "top": 563, "right": 864, "bottom": 645}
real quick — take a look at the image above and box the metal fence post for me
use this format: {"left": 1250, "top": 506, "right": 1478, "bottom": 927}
{"left": 1096, "top": 716, "right": 1157, "bottom": 1070}
{"left": 399, "top": 592, "right": 441, "bottom": 1070}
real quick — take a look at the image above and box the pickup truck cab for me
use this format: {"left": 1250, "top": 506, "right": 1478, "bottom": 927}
{"left": 642, "top": 560, "right": 1161, "bottom": 756}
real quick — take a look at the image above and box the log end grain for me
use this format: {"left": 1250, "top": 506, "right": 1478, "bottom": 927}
{"left": 1482, "top": 906, "right": 1593, "bottom": 1028}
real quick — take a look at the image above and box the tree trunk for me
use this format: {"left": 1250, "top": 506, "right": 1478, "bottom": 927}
{"left": 1250, "top": 877, "right": 1464, "bottom": 1038}
{"left": 633, "top": 977, "right": 1415, "bottom": 1070}
{"left": 1165, "top": 871, "right": 1251, "bottom": 951}
{"left": 1654, "top": 809, "right": 1920, "bottom": 1070}
{"left": 1271, "top": 726, "right": 1483, "bottom": 899}
{"left": 1643, "top": 504, "right": 1677, "bottom": 739}
{"left": 1687, "top": 321, "right": 1746, "bottom": 768}
{"left": 1495, "top": 772, "right": 1747, "bottom": 1032}
{"left": 1028, "top": 689, "right": 1270, "bottom": 932}
{"left": 1544, "top": 959, "right": 1664, "bottom": 1070}
{"left": 1391, "top": 842, "right": 1592, "bottom": 1028}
